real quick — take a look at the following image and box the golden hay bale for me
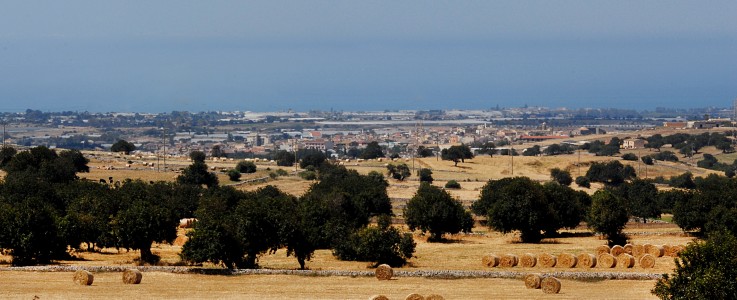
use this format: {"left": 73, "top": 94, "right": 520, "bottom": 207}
{"left": 122, "top": 269, "right": 142, "bottom": 284}
{"left": 623, "top": 244, "right": 634, "bottom": 255}
{"left": 541, "top": 277, "right": 562, "bottom": 294}
{"left": 369, "top": 295, "right": 389, "bottom": 300}
{"left": 524, "top": 274, "right": 542, "bottom": 289}
{"left": 616, "top": 254, "right": 635, "bottom": 268}
{"left": 610, "top": 245, "right": 625, "bottom": 257}
{"left": 500, "top": 254, "right": 519, "bottom": 267}
{"left": 645, "top": 244, "right": 664, "bottom": 257}
{"left": 558, "top": 253, "right": 577, "bottom": 268}
{"left": 375, "top": 264, "right": 393, "bottom": 280}
{"left": 576, "top": 253, "right": 597, "bottom": 268}
{"left": 538, "top": 253, "right": 557, "bottom": 268}
{"left": 405, "top": 293, "right": 425, "bottom": 300}
{"left": 73, "top": 270, "right": 94, "bottom": 286}
{"left": 595, "top": 245, "right": 610, "bottom": 256}
{"left": 670, "top": 245, "right": 685, "bottom": 257}
{"left": 425, "top": 295, "right": 445, "bottom": 300}
{"left": 482, "top": 254, "right": 500, "bottom": 267}
{"left": 598, "top": 253, "right": 617, "bottom": 268}
{"left": 520, "top": 253, "right": 537, "bottom": 268}
{"left": 662, "top": 244, "right": 672, "bottom": 256}
{"left": 639, "top": 254, "right": 656, "bottom": 268}
{"left": 632, "top": 244, "right": 646, "bottom": 258}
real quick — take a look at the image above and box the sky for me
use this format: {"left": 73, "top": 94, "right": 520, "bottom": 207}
{"left": 0, "top": 1, "right": 735, "bottom": 113}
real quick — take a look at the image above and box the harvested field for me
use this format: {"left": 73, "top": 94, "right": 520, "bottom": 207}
{"left": 0, "top": 272, "right": 660, "bottom": 299}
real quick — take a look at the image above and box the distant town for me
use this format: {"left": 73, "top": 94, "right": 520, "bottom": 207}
{"left": 1, "top": 105, "right": 736, "bottom": 164}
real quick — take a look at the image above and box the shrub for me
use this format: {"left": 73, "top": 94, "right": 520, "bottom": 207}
{"left": 236, "top": 161, "right": 257, "bottom": 173}
{"left": 621, "top": 153, "right": 638, "bottom": 161}
{"left": 653, "top": 231, "right": 737, "bottom": 299}
{"left": 575, "top": 176, "right": 590, "bottom": 188}
{"left": 227, "top": 169, "right": 241, "bottom": 181}
{"left": 550, "top": 168, "right": 572, "bottom": 186}
{"left": 641, "top": 156, "right": 654, "bottom": 165}
{"left": 299, "top": 170, "right": 317, "bottom": 180}
{"left": 333, "top": 215, "right": 415, "bottom": 267}
{"left": 445, "top": 180, "right": 461, "bottom": 189}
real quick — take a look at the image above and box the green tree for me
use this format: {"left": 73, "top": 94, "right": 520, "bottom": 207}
{"left": 227, "top": 169, "right": 241, "bottom": 181}
{"left": 585, "top": 160, "right": 636, "bottom": 186}
{"left": 333, "top": 215, "right": 416, "bottom": 267}
{"left": 416, "top": 146, "right": 434, "bottom": 158}
{"left": 360, "top": 141, "right": 384, "bottom": 159}
{"left": 235, "top": 161, "right": 257, "bottom": 173}
{"left": 190, "top": 150, "right": 206, "bottom": 163}
{"left": 523, "top": 145, "right": 541, "bottom": 156}
{"left": 59, "top": 149, "right": 90, "bottom": 173}
{"left": 444, "top": 180, "right": 461, "bottom": 189}
{"left": 441, "top": 144, "right": 474, "bottom": 166}
{"left": 575, "top": 176, "right": 591, "bottom": 188}
{"left": 418, "top": 168, "right": 433, "bottom": 183}
{"left": 0, "top": 145, "right": 16, "bottom": 168}
{"left": 299, "top": 149, "right": 327, "bottom": 169}
{"left": 653, "top": 231, "right": 737, "bottom": 299}
{"left": 177, "top": 153, "right": 219, "bottom": 188}
{"left": 641, "top": 155, "right": 654, "bottom": 165}
{"left": 615, "top": 179, "right": 660, "bottom": 222}
{"left": 621, "top": 153, "right": 638, "bottom": 161}
{"left": 404, "top": 183, "right": 473, "bottom": 241}
{"left": 587, "top": 190, "right": 629, "bottom": 246}
{"left": 386, "top": 163, "right": 411, "bottom": 181}
{"left": 274, "top": 150, "right": 295, "bottom": 167}
{"left": 550, "top": 168, "right": 573, "bottom": 186}
{"left": 112, "top": 180, "right": 184, "bottom": 264}
{"left": 111, "top": 139, "right": 136, "bottom": 154}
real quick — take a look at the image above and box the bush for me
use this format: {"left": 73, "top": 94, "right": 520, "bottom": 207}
{"left": 653, "top": 231, "right": 737, "bottom": 299}
{"left": 641, "top": 156, "right": 654, "bottom": 165}
{"left": 333, "top": 215, "right": 415, "bottom": 267}
{"left": 550, "top": 168, "right": 572, "bottom": 186}
{"left": 575, "top": 176, "right": 590, "bottom": 188}
{"left": 236, "top": 161, "right": 257, "bottom": 173}
{"left": 299, "top": 170, "right": 317, "bottom": 180}
{"left": 386, "top": 163, "right": 411, "bottom": 181}
{"left": 621, "top": 153, "right": 638, "bottom": 161}
{"left": 227, "top": 169, "right": 241, "bottom": 181}
{"left": 275, "top": 169, "right": 289, "bottom": 176}
{"left": 445, "top": 180, "right": 461, "bottom": 189}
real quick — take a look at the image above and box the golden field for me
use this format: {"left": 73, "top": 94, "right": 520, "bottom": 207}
{"left": 0, "top": 142, "right": 716, "bottom": 299}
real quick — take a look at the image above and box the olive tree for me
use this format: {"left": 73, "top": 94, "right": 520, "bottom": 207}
{"left": 404, "top": 183, "right": 473, "bottom": 241}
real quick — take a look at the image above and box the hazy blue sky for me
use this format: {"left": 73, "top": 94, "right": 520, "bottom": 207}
{"left": 0, "top": 1, "right": 735, "bottom": 112}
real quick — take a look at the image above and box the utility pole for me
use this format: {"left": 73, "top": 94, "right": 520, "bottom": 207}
{"left": 577, "top": 148, "right": 581, "bottom": 177}
{"left": 1, "top": 120, "right": 6, "bottom": 148}
{"left": 511, "top": 146, "right": 514, "bottom": 176}
{"left": 294, "top": 139, "right": 298, "bottom": 174}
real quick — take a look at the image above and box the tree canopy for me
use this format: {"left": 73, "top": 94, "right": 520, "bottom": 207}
{"left": 404, "top": 183, "right": 473, "bottom": 241}
{"left": 441, "top": 144, "right": 474, "bottom": 166}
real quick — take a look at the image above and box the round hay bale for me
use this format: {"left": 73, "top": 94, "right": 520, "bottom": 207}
{"left": 425, "top": 295, "right": 445, "bottom": 300}
{"left": 610, "top": 245, "right": 625, "bottom": 257}
{"left": 598, "top": 253, "right": 617, "bottom": 268}
{"left": 576, "top": 253, "right": 597, "bottom": 268}
{"left": 520, "top": 253, "right": 537, "bottom": 268}
{"left": 632, "top": 244, "right": 646, "bottom": 258}
{"left": 499, "top": 254, "right": 519, "bottom": 267}
{"left": 538, "top": 253, "right": 557, "bottom": 268}
{"left": 405, "top": 293, "right": 425, "bottom": 300}
{"left": 662, "top": 244, "right": 672, "bottom": 256}
{"left": 541, "top": 277, "right": 561, "bottom": 294}
{"left": 524, "top": 273, "right": 542, "bottom": 289}
{"left": 73, "top": 270, "right": 94, "bottom": 286}
{"left": 623, "top": 243, "right": 634, "bottom": 255}
{"left": 645, "top": 244, "right": 664, "bottom": 257}
{"left": 595, "top": 245, "right": 610, "bottom": 256}
{"left": 558, "top": 253, "right": 577, "bottom": 268}
{"left": 369, "top": 295, "right": 389, "bottom": 300}
{"left": 122, "top": 269, "right": 142, "bottom": 284}
{"left": 482, "top": 254, "right": 500, "bottom": 267}
{"left": 639, "top": 254, "right": 656, "bottom": 268}
{"left": 616, "top": 254, "right": 635, "bottom": 268}
{"left": 670, "top": 245, "right": 685, "bottom": 257}
{"left": 375, "top": 264, "right": 393, "bottom": 280}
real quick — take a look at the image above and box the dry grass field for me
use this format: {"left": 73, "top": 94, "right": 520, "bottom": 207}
{"left": 1, "top": 141, "right": 715, "bottom": 299}
{"left": 0, "top": 272, "right": 659, "bottom": 299}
